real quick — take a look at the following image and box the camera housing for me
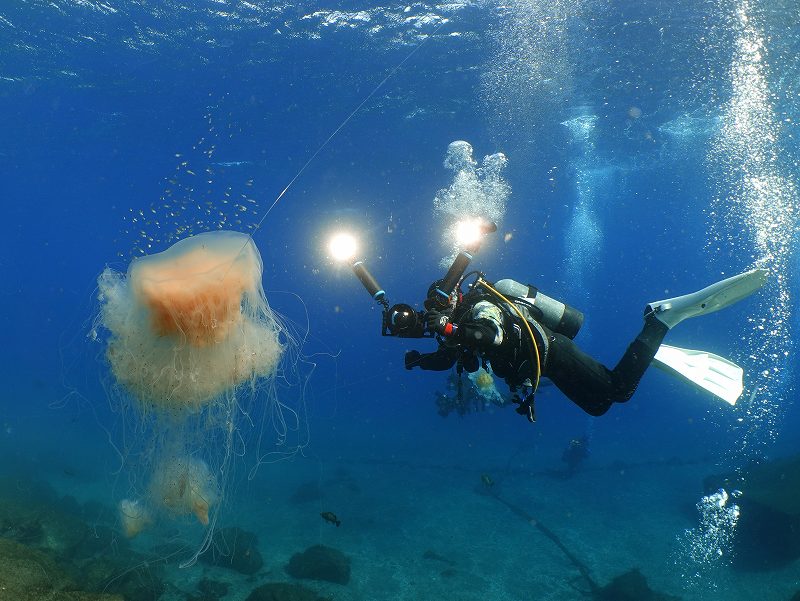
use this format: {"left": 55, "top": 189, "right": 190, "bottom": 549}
{"left": 352, "top": 220, "right": 497, "bottom": 339}
{"left": 382, "top": 303, "right": 429, "bottom": 338}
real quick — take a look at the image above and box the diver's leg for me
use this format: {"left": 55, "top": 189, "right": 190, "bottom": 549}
{"left": 608, "top": 315, "right": 669, "bottom": 400}
{"left": 544, "top": 333, "right": 619, "bottom": 416}
{"left": 544, "top": 315, "right": 668, "bottom": 416}
{"left": 544, "top": 269, "right": 767, "bottom": 414}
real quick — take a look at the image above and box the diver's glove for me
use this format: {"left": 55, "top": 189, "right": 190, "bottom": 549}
{"left": 512, "top": 391, "right": 536, "bottom": 423}
{"left": 404, "top": 350, "right": 422, "bottom": 370}
{"left": 426, "top": 310, "right": 457, "bottom": 337}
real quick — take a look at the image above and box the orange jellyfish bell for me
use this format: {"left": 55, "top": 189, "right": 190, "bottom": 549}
{"left": 130, "top": 231, "right": 261, "bottom": 347}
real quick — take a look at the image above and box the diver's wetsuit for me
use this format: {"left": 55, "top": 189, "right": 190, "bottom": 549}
{"left": 405, "top": 295, "right": 669, "bottom": 417}
{"left": 541, "top": 316, "right": 668, "bottom": 415}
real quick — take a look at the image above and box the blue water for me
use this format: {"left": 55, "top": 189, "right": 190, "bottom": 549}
{"left": 1, "top": 1, "right": 799, "bottom": 599}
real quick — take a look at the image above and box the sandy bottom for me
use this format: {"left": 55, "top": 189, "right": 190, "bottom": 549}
{"left": 7, "top": 413, "right": 800, "bottom": 601}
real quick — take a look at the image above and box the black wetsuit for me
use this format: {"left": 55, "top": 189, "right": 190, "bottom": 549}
{"left": 405, "top": 294, "right": 669, "bottom": 417}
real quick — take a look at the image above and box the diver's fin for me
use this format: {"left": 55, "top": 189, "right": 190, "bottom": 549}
{"left": 652, "top": 344, "right": 743, "bottom": 405}
{"left": 647, "top": 268, "right": 768, "bottom": 329}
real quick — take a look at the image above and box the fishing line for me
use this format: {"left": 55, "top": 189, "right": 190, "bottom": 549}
{"left": 251, "top": 19, "right": 450, "bottom": 235}
{"left": 220, "top": 17, "right": 449, "bottom": 277}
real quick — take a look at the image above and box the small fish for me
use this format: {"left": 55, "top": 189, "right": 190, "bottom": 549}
{"left": 480, "top": 473, "right": 494, "bottom": 488}
{"left": 320, "top": 511, "right": 341, "bottom": 527}
{"left": 212, "top": 160, "right": 252, "bottom": 167}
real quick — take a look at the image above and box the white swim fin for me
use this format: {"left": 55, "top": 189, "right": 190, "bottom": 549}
{"left": 647, "top": 268, "right": 768, "bottom": 329}
{"left": 652, "top": 344, "right": 743, "bottom": 405}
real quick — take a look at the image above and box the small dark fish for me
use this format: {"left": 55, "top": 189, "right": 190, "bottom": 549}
{"left": 481, "top": 473, "right": 494, "bottom": 488}
{"left": 320, "top": 511, "right": 341, "bottom": 527}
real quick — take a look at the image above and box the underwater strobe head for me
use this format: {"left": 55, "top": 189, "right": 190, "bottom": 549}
{"left": 455, "top": 218, "right": 497, "bottom": 252}
{"left": 328, "top": 231, "right": 358, "bottom": 263}
{"left": 328, "top": 230, "right": 387, "bottom": 306}
{"left": 431, "top": 219, "right": 497, "bottom": 307}
{"left": 327, "top": 228, "right": 432, "bottom": 338}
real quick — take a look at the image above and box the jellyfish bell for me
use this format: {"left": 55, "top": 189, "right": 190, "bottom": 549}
{"left": 473, "top": 368, "right": 495, "bottom": 392}
{"left": 130, "top": 230, "right": 262, "bottom": 347}
{"left": 118, "top": 498, "right": 152, "bottom": 538}
{"left": 149, "top": 456, "right": 218, "bottom": 526}
{"left": 468, "top": 366, "right": 506, "bottom": 407}
{"left": 97, "top": 230, "right": 283, "bottom": 414}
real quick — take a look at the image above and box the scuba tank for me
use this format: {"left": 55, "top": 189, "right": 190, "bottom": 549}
{"left": 494, "top": 279, "right": 584, "bottom": 339}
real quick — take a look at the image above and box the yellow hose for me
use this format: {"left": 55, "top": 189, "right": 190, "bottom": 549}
{"left": 476, "top": 279, "right": 541, "bottom": 393}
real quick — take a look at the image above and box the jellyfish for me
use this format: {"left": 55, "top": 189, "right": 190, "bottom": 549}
{"left": 97, "top": 230, "right": 283, "bottom": 415}
{"left": 473, "top": 369, "right": 494, "bottom": 391}
{"left": 467, "top": 366, "right": 506, "bottom": 408}
{"left": 118, "top": 498, "right": 152, "bottom": 538}
{"left": 95, "top": 231, "right": 289, "bottom": 560}
{"left": 147, "top": 455, "right": 218, "bottom": 526}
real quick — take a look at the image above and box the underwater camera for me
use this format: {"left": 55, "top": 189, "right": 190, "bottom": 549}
{"left": 345, "top": 259, "right": 429, "bottom": 338}
{"left": 334, "top": 219, "right": 497, "bottom": 338}
{"left": 382, "top": 303, "right": 428, "bottom": 338}
{"left": 379, "top": 222, "right": 500, "bottom": 337}
{"left": 334, "top": 220, "right": 583, "bottom": 340}
{"left": 353, "top": 256, "right": 467, "bottom": 339}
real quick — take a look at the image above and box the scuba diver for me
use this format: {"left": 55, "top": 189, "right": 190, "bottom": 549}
{"left": 561, "top": 435, "right": 590, "bottom": 476}
{"left": 403, "top": 268, "right": 767, "bottom": 421}
{"left": 332, "top": 221, "right": 768, "bottom": 422}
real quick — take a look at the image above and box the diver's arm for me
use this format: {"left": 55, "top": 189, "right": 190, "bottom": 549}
{"left": 426, "top": 306, "right": 503, "bottom": 352}
{"left": 457, "top": 319, "right": 503, "bottom": 351}
{"left": 405, "top": 347, "right": 458, "bottom": 371}
{"left": 456, "top": 301, "right": 505, "bottom": 351}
